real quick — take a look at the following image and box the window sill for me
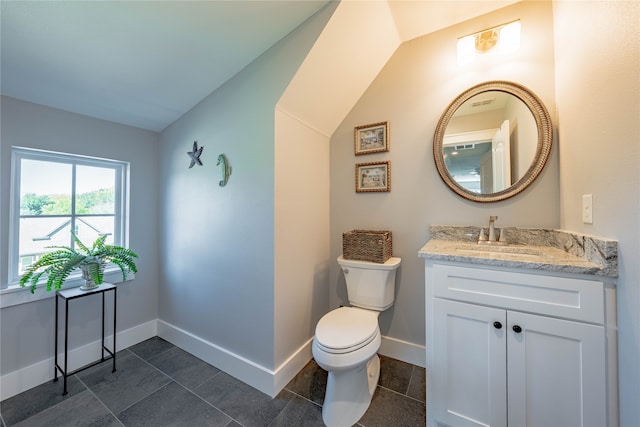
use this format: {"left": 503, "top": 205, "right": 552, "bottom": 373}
{"left": 0, "top": 270, "right": 135, "bottom": 309}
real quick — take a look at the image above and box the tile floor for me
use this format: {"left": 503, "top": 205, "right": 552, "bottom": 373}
{"left": 0, "top": 337, "right": 426, "bottom": 426}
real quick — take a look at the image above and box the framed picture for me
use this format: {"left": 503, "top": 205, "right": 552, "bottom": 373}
{"left": 355, "top": 161, "right": 391, "bottom": 193}
{"left": 354, "top": 121, "right": 389, "bottom": 155}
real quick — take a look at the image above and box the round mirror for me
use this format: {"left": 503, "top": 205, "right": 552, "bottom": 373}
{"left": 433, "top": 81, "right": 552, "bottom": 202}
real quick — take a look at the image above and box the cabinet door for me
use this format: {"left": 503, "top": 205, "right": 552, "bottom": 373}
{"left": 507, "top": 311, "right": 606, "bottom": 427}
{"left": 433, "top": 299, "right": 507, "bottom": 427}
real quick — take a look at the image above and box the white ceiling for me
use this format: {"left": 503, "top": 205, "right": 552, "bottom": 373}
{"left": 1, "top": 1, "right": 517, "bottom": 132}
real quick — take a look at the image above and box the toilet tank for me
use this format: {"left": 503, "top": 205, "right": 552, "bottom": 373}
{"left": 337, "top": 255, "right": 401, "bottom": 311}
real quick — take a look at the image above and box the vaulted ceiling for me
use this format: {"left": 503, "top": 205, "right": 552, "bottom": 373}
{"left": 1, "top": 1, "right": 516, "bottom": 132}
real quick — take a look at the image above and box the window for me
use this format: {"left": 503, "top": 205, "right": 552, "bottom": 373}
{"left": 6, "top": 147, "right": 129, "bottom": 290}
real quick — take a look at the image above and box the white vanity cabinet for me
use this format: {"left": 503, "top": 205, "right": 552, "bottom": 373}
{"left": 425, "top": 262, "right": 617, "bottom": 427}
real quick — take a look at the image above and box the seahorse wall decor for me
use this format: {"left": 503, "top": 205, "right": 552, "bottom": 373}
{"left": 217, "top": 154, "right": 232, "bottom": 187}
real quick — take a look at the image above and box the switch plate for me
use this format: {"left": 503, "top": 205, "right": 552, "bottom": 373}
{"left": 582, "top": 194, "right": 593, "bottom": 224}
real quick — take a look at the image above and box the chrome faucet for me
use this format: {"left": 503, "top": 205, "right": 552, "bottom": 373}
{"left": 488, "top": 216, "right": 498, "bottom": 242}
{"left": 479, "top": 215, "right": 507, "bottom": 245}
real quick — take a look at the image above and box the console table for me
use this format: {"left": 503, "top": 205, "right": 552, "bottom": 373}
{"left": 54, "top": 283, "right": 117, "bottom": 395}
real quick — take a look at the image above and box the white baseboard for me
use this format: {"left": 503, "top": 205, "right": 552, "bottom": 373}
{"left": 157, "top": 319, "right": 289, "bottom": 397}
{"left": 1, "top": 318, "right": 425, "bottom": 402}
{"left": 0, "top": 320, "right": 156, "bottom": 401}
{"left": 274, "top": 337, "right": 314, "bottom": 394}
{"left": 379, "top": 335, "right": 426, "bottom": 368}
{"left": 157, "top": 320, "right": 426, "bottom": 397}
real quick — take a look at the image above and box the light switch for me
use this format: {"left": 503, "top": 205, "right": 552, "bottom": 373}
{"left": 582, "top": 194, "right": 593, "bottom": 224}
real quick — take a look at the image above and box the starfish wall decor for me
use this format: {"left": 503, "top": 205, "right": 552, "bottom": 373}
{"left": 187, "top": 141, "right": 203, "bottom": 168}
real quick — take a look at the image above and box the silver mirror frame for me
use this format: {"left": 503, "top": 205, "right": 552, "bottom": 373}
{"left": 433, "top": 81, "right": 552, "bottom": 203}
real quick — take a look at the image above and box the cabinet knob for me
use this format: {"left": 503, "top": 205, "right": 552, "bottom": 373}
{"left": 512, "top": 325, "right": 523, "bottom": 333}
{"left": 493, "top": 321, "right": 503, "bottom": 329}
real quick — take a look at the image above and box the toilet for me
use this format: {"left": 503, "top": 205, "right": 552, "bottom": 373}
{"left": 312, "top": 255, "right": 401, "bottom": 427}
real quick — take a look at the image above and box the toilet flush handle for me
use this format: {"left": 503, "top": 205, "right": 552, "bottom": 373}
{"left": 342, "top": 268, "right": 349, "bottom": 274}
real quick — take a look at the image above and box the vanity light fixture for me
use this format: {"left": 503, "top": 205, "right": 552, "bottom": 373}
{"left": 457, "top": 20, "right": 521, "bottom": 65}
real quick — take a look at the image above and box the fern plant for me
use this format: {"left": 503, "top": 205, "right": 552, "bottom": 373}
{"left": 19, "top": 233, "right": 138, "bottom": 293}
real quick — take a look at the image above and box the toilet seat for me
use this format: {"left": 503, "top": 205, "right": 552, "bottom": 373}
{"left": 315, "top": 307, "right": 379, "bottom": 354}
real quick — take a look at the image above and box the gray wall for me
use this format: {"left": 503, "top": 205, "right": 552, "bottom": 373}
{"left": 553, "top": 2, "right": 640, "bottom": 425}
{"left": 0, "top": 96, "right": 160, "bottom": 375}
{"left": 157, "top": 5, "right": 335, "bottom": 370}
{"left": 330, "top": 1, "right": 558, "bottom": 348}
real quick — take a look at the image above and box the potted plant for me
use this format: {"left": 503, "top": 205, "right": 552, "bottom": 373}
{"left": 19, "top": 233, "right": 138, "bottom": 293}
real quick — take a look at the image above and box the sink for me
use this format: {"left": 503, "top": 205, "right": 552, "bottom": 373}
{"left": 454, "top": 244, "right": 551, "bottom": 261}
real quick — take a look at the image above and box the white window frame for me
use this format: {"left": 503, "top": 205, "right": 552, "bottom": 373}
{"left": 2, "top": 147, "right": 131, "bottom": 306}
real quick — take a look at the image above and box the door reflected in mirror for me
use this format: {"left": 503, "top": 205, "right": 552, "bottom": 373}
{"left": 443, "top": 91, "right": 537, "bottom": 194}
{"left": 434, "top": 81, "right": 552, "bottom": 203}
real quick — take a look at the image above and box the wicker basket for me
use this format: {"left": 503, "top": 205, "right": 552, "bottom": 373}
{"left": 342, "top": 230, "right": 392, "bottom": 263}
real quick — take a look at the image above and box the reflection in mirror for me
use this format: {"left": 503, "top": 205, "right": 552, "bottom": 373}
{"left": 443, "top": 91, "right": 537, "bottom": 193}
{"left": 434, "top": 81, "right": 552, "bottom": 203}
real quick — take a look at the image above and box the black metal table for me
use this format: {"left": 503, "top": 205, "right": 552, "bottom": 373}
{"left": 54, "top": 283, "right": 117, "bottom": 395}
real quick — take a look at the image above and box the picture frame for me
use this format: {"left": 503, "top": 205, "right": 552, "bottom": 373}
{"left": 354, "top": 121, "right": 389, "bottom": 155}
{"left": 355, "top": 161, "right": 391, "bottom": 193}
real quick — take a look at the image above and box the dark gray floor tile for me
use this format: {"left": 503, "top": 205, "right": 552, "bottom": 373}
{"left": 12, "top": 390, "right": 120, "bottom": 427}
{"left": 0, "top": 375, "right": 86, "bottom": 426}
{"left": 117, "top": 381, "right": 230, "bottom": 427}
{"left": 77, "top": 350, "right": 171, "bottom": 414}
{"left": 284, "top": 360, "right": 327, "bottom": 405}
{"left": 267, "top": 395, "right": 324, "bottom": 427}
{"left": 195, "top": 372, "right": 294, "bottom": 427}
{"left": 407, "top": 366, "right": 426, "bottom": 402}
{"left": 126, "top": 337, "right": 174, "bottom": 361}
{"left": 3, "top": 336, "right": 426, "bottom": 427}
{"left": 378, "top": 355, "right": 414, "bottom": 395}
{"left": 146, "top": 346, "right": 220, "bottom": 390}
{"left": 358, "top": 386, "right": 426, "bottom": 427}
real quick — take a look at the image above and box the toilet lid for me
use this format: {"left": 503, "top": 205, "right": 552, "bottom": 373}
{"left": 315, "top": 307, "right": 378, "bottom": 352}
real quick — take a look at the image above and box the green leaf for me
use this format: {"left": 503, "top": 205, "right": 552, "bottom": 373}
{"left": 19, "top": 232, "right": 138, "bottom": 294}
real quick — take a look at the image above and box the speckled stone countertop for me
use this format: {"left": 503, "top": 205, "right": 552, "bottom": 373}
{"left": 419, "top": 225, "right": 618, "bottom": 277}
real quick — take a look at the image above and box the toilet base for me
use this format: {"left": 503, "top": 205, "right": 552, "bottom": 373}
{"left": 322, "top": 354, "right": 380, "bottom": 427}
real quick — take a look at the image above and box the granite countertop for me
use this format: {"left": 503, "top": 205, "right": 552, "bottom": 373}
{"left": 419, "top": 226, "right": 618, "bottom": 277}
